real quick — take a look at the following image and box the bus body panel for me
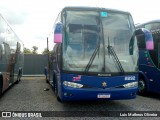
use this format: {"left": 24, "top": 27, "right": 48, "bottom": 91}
{"left": 61, "top": 73, "right": 138, "bottom": 88}
{"left": 61, "top": 86, "right": 137, "bottom": 101}
{"left": 140, "top": 65, "right": 160, "bottom": 94}
{"left": 1, "top": 72, "right": 10, "bottom": 92}
{"left": 0, "top": 14, "right": 24, "bottom": 95}
{"left": 139, "top": 50, "right": 160, "bottom": 93}
{"left": 58, "top": 73, "right": 138, "bottom": 101}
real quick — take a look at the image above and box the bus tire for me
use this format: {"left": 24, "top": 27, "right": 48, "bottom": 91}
{"left": 53, "top": 74, "right": 62, "bottom": 102}
{"left": 16, "top": 68, "right": 22, "bottom": 84}
{"left": 138, "top": 77, "right": 147, "bottom": 96}
{"left": 15, "top": 71, "right": 21, "bottom": 84}
{"left": 57, "top": 96, "right": 62, "bottom": 102}
{"left": 53, "top": 74, "right": 56, "bottom": 93}
{"left": 46, "top": 78, "right": 49, "bottom": 83}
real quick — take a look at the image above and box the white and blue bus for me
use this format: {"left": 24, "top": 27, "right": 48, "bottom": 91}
{"left": 0, "top": 14, "right": 24, "bottom": 96}
{"left": 47, "top": 6, "right": 149, "bottom": 102}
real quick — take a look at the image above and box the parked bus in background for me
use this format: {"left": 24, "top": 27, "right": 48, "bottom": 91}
{"left": 46, "top": 6, "right": 150, "bottom": 102}
{"left": 0, "top": 14, "right": 24, "bottom": 96}
{"left": 136, "top": 20, "right": 160, "bottom": 95}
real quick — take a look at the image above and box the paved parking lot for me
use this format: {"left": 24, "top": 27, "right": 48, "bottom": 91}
{"left": 0, "top": 76, "right": 160, "bottom": 119}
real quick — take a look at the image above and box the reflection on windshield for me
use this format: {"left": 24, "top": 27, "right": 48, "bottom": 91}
{"left": 85, "top": 40, "right": 100, "bottom": 73}
{"left": 107, "top": 36, "right": 124, "bottom": 74}
{"left": 62, "top": 10, "right": 138, "bottom": 74}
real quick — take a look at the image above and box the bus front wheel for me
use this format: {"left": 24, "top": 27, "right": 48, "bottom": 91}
{"left": 138, "top": 78, "right": 147, "bottom": 96}
{"left": 57, "top": 96, "right": 62, "bottom": 102}
{"left": 16, "top": 70, "right": 21, "bottom": 84}
{"left": 53, "top": 74, "right": 62, "bottom": 102}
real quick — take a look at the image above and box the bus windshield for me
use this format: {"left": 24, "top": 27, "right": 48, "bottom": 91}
{"left": 145, "top": 22, "right": 160, "bottom": 32}
{"left": 62, "top": 10, "right": 138, "bottom": 74}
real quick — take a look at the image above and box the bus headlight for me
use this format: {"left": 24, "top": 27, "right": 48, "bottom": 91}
{"left": 63, "top": 81, "right": 83, "bottom": 88}
{"left": 123, "top": 82, "right": 138, "bottom": 88}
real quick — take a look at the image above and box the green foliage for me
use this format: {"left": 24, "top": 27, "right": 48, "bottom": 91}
{"left": 42, "top": 48, "right": 49, "bottom": 54}
{"left": 32, "top": 46, "right": 38, "bottom": 54}
{"left": 24, "top": 46, "right": 38, "bottom": 54}
{"left": 24, "top": 47, "right": 31, "bottom": 54}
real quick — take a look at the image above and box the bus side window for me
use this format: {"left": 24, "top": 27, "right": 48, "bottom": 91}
{"left": 67, "top": 24, "right": 83, "bottom": 56}
{"left": 85, "top": 32, "right": 97, "bottom": 51}
{"left": 3, "top": 43, "right": 11, "bottom": 61}
{"left": 16, "top": 42, "right": 21, "bottom": 53}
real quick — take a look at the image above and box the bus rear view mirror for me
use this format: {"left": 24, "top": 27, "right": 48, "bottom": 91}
{"left": 142, "top": 28, "right": 154, "bottom": 50}
{"left": 135, "top": 28, "right": 154, "bottom": 50}
{"left": 54, "top": 22, "right": 63, "bottom": 43}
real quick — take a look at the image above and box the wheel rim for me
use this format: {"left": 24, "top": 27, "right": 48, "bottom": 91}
{"left": 138, "top": 79, "right": 145, "bottom": 92}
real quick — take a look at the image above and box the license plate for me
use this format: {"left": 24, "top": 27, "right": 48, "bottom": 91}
{"left": 97, "top": 93, "right": 111, "bottom": 98}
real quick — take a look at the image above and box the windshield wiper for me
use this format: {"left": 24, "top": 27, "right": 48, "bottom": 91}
{"left": 84, "top": 41, "right": 100, "bottom": 73}
{"left": 107, "top": 37, "right": 124, "bottom": 74}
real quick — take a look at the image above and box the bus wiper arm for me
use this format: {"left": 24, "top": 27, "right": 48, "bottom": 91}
{"left": 85, "top": 42, "right": 100, "bottom": 73}
{"left": 108, "top": 38, "right": 124, "bottom": 74}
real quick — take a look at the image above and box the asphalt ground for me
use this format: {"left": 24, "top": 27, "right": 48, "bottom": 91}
{"left": 0, "top": 76, "right": 160, "bottom": 120}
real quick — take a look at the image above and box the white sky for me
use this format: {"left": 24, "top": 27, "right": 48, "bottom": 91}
{"left": 0, "top": 0, "right": 159, "bottom": 53}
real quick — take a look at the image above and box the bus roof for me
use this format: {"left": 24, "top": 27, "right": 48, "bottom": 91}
{"left": 61, "top": 6, "right": 131, "bottom": 15}
{"left": 136, "top": 19, "right": 160, "bottom": 27}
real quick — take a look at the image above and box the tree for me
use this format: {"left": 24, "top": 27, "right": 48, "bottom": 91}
{"left": 32, "top": 46, "right": 38, "bottom": 54}
{"left": 24, "top": 47, "right": 31, "bottom": 54}
{"left": 42, "top": 48, "right": 49, "bottom": 54}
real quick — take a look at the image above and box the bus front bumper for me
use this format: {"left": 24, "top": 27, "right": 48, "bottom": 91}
{"left": 60, "top": 87, "right": 138, "bottom": 101}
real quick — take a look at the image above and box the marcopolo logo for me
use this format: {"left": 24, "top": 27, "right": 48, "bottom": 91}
{"left": 125, "top": 76, "right": 136, "bottom": 81}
